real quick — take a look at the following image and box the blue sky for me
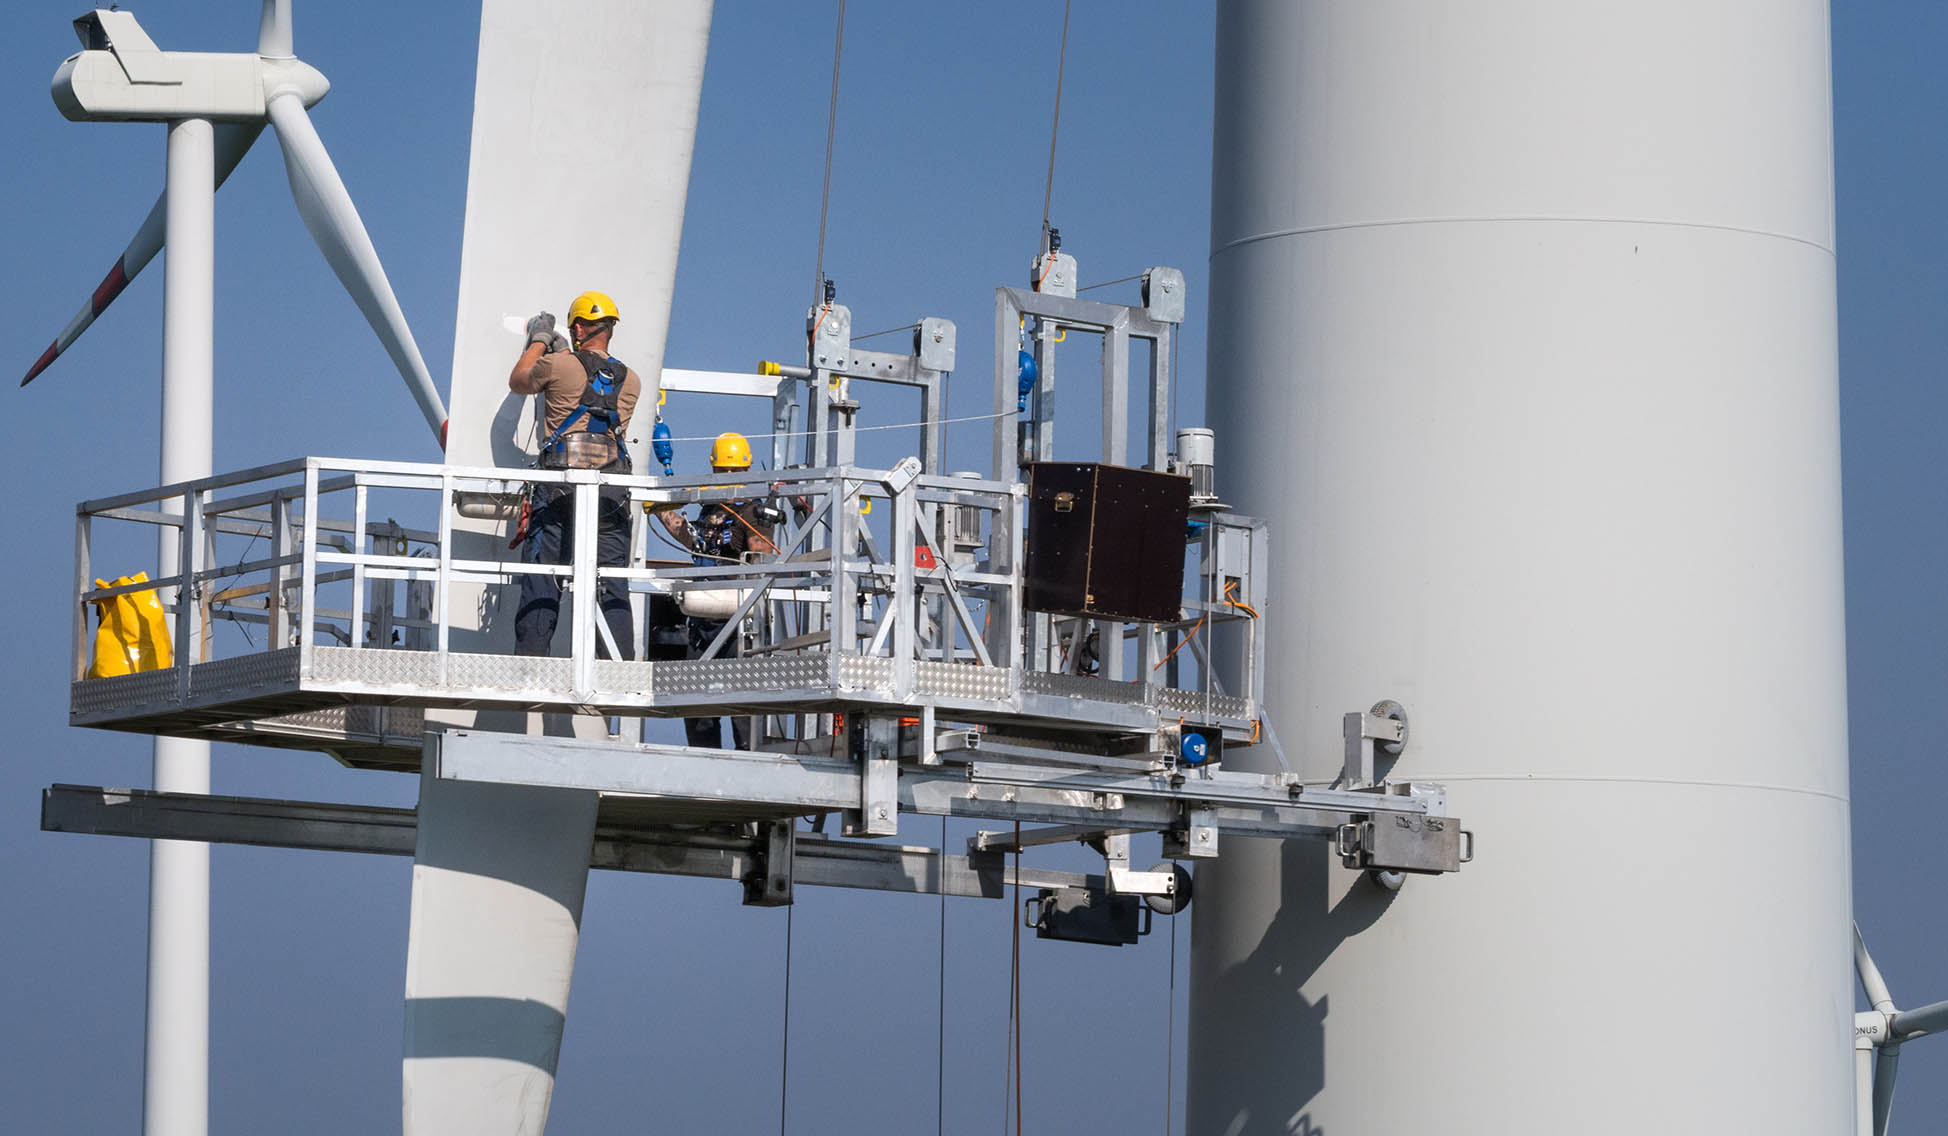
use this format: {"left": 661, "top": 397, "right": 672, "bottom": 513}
{"left": 1, "top": 2, "right": 1943, "bottom": 1132}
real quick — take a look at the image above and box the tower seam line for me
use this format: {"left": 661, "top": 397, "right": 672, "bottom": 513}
{"left": 1211, "top": 214, "right": 1836, "bottom": 258}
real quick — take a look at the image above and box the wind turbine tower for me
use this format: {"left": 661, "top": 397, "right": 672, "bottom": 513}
{"left": 43, "top": 4, "right": 449, "bottom": 1130}
{"left": 1191, "top": 2, "right": 1851, "bottom": 1132}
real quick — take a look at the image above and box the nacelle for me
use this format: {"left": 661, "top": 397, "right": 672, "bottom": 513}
{"left": 51, "top": 8, "right": 326, "bottom": 123}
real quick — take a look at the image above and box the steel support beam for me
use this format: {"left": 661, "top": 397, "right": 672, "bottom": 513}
{"left": 39, "top": 784, "right": 1103, "bottom": 900}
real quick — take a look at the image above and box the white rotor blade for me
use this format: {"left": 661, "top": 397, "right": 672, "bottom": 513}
{"left": 24, "top": 124, "right": 263, "bottom": 386}
{"left": 258, "top": 0, "right": 293, "bottom": 58}
{"left": 1892, "top": 997, "right": 1948, "bottom": 1040}
{"left": 1855, "top": 922, "right": 1897, "bottom": 1011}
{"left": 266, "top": 92, "right": 449, "bottom": 445}
{"left": 1871, "top": 1042, "right": 1899, "bottom": 1136}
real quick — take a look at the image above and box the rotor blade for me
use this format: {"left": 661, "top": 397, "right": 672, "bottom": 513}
{"left": 1871, "top": 1041, "right": 1898, "bottom": 1136}
{"left": 1891, "top": 996, "right": 1948, "bottom": 1040}
{"left": 1855, "top": 922, "right": 1897, "bottom": 1011}
{"left": 265, "top": 92, "right": 449, "bottom": 445}
{"left": 22, "top": 123, "right": 264, "bottom": 387}
{"left": 258, "top": 0, "right": 292, "bottom": 58}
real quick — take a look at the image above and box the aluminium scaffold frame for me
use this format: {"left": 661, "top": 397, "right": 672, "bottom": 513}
{"left": 47, "top": 266, "right": 1470, "bottom": 922}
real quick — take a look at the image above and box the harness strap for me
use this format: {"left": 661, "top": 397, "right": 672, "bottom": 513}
{"left": 538, "top": 353, "right": 632, "bottom": 466}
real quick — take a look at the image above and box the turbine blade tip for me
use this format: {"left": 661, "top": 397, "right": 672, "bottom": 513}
{"left": 22, "top": 343, "right": 60, "bottom": 386}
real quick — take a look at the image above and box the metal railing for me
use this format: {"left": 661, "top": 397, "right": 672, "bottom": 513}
{"left": 72, "top": 454, "right": 1266, "bottom": 739}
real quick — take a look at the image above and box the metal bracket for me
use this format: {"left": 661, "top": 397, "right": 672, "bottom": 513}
{"left": 844, "top": 715, "right": 899, "bottom": 837}
{"left": 1097, "top": 831, "right": 1179, "bottom": 899}
{"left": 1163, "top": 805, "right": 1220, "bottom": 860}
{"left": 1336, "top": 813, "right": 1468, "bottom": 874}
{"left": 880, "top": 455, "right": 922, "bottom": 497}
{"left": 1342, "top": 699, "right": 1408, "bottom": 789}
{"left": 742, "top": 819, "right": 795, "bottom": 906}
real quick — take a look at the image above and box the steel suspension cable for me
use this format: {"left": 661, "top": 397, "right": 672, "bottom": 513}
{"left": 1164, "top": 911, "right": 1178, "bottom": 1134}
{"left": 1039, "top": 0, "right": 1074, "bottom": 247}
{"left": 938, "top": 815, "right": 949, "bottom": 1136}
{"left": 812, "top": 0, "right": 847, "bottom": 306}
{"left": 779, "top": 903, "right": 794, "bottom": 1136}
{"left": 1000, "top": 820, "right": 1022, "bottom": 1135}
{"left": 1013, "top": 826, "right": 1023, "bottom": 1136}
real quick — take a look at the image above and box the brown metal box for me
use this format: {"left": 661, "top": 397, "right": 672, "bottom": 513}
{"left": 1023, "top": 463, "right": 1191, "bottom": 624}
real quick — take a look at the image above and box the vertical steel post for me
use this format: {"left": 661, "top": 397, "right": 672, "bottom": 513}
{"left": 892, "top": 483, "right": 916, "bottom": 697}
{"left": 72, "top": 511, "right": 91, "bottom": 682}
{"left": 992, "top": 290, "right": 1017, "bottom": 481}
{"left": 268, "top": 493, "right": 291, "bottom": 648}
{"left": 1147, "top": 324, "right": 1172, "bottom": 472}
{"left": 350, "top": 483, "right": 369, "bottom": 648}
{"left": 569, "top": 478, "right": 598, "bottom": 693}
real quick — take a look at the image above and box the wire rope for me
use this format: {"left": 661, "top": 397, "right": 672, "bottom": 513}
{"left": 852, "top": 321, "right": 922, "bottom": 342}
{"left": 1076, "top": 272, "right": 1147, "bottom": 293}
{"left": 1012, "top": 823, "right": 1024, "bottom": 1136}
{"left": 657, "top": 407, "right": 1014, "bottom": 446}
{"left": 1165, "top": 911, "right": 1179, "bottom": 1135}
{"left": 812, "top": 0, "right": 847, "bottom": 305}
{"left": 938, "top": 814, "right": 949, "bottom": 1136}
{"left": 1039, "top": 0, "right": 1074, "bottom": 245}
{"left": 779, "top": 901, "right": 795, "bottom": 1136}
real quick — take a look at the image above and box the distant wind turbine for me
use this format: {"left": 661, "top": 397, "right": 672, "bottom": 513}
{"left": 30, "top": 0, "right": 449, "bottom": 446}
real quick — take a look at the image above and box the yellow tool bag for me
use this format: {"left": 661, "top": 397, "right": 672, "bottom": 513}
{"left": 87, "top": 572, "right": 174, "bottom": 677}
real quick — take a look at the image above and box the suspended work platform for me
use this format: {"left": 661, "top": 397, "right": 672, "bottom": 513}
{"left": 53, "top": 270, "right": 1471, "bottom": 936}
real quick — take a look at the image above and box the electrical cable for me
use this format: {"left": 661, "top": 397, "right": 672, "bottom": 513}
{"left": 1222, "top": 579, "right": 1257, "bottom": 619}
{"left": 812, "top": 0, "right": 846, "bottom": 306}
{"left": 647, "top": 515, "right": 737, "bottom": 564}
{"left": 1153, "top": 610, "right": 1207, "bottom": 672}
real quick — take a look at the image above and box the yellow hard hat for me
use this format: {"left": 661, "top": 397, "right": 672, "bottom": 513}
{"left": 568, "top": 290, "right": 621, "bottom": 324}
{"left": 710, "top": 432, "right": 753, "bottom": 470}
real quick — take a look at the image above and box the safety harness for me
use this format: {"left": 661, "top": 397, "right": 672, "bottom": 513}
{"left": 511, "top": 352, "right": 632, "bottom": 548}
{"left": 537, "top": 351, "right": 632, "bottom": 471}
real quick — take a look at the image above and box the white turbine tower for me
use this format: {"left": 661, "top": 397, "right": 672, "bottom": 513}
{"left": 40, "top": 4, "right": 449, "bottom": 1132}
{"left": 1191, "top": 1, "right": 1853, "bottom": 1132}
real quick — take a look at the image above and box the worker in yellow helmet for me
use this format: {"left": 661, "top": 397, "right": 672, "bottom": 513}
{"left": 656, "top": 431, "right": 777, "bottom": 749}
{"left": 507, "top": 290, "right": 643, "bottom": 659}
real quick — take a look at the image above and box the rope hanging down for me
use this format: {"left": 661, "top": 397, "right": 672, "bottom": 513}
{"left": 812, "top": 0, "right": 847, "bottom": 306}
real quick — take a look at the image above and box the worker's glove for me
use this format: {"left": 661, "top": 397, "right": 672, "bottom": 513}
{"left": 548, "top": 331, "right": 571, "bottom": 354}
{"left": 526, "top": 311, "right": 557, "bottom": 347}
